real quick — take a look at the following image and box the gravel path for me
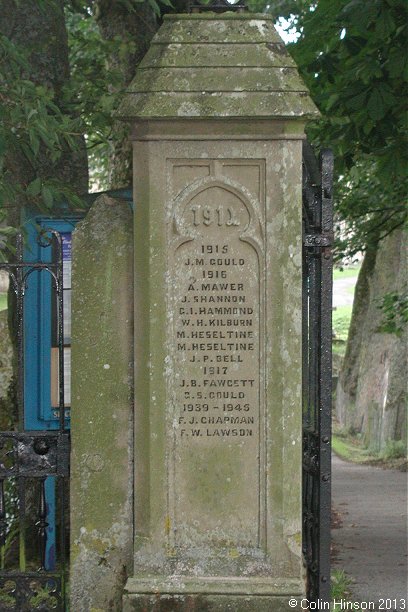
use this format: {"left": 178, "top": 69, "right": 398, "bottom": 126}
{"left": 332, "top": 454, "right": 408, "bottom": 609}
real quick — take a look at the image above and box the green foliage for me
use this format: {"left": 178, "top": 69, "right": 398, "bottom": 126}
{"left": 65, "top": 9, "right": 122, "bottom": 190}
{"left": 279, "top": 0, "right": 408, "bottom": 258}
{"left": 381, "top": 439, "right": 406, "bottom": 460}
{"left": 331, "top": 569, "right": 352, "bottom": 600}
{"left": 376, "top": 291, "right": 408, "bottom": 336}
{"left": 70, "top": 0, "right": 172, "bottom": 19}
{"left": 335, "top": 156, "right": 407, "bottom": 260}
{"left": 289, "top": 0, "right": 407, "bottom": 169}
{"left": 66, "top": 2, "right": 160, "bottom": 189}
{"left": 29, "top": 585, "right": 58, "bottom": 609}
{"left": 332, "top": 432, "right": 378, "bottom": 464}
{"left": 0, "top": 29, "right": 85, "bottom": 250}
{"left": 333, "top": 305, "right": 353, "bottom": 343}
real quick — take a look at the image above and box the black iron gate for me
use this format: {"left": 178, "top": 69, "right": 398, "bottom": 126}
{"left": 302, "top": 142, "right": 334, "bottom": 602}
{"left": 0, "top": 231, "right": 69, "bottom": 611}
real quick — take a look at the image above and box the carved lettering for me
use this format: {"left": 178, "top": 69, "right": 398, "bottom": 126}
{"left": 170, "top": 185, "right": 261, "bottom": 442}
{"left": 168, "top": 177, "right": 265, "bottom": 549}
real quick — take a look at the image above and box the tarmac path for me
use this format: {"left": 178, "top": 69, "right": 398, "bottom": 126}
{"left": 332, "top": 454, "right": 408, "bottom": 609}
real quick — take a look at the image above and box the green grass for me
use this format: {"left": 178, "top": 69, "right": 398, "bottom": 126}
{"left": 332, "top": 305, "right": 353, "bottom": 356}
{"left": 332, "top": 433, "right": 377, "bottom": 464}
{"left": 333, "top": 266, "right": 360, "bottom": 280}
{"left": 332, "top": 267, "right": 359, "bottom": 356}
{"left": 381, "top": 440, "right": 406, "bottom": 460}
{"left": 0, "top": 293, "right": 7, "bottom": 311}
{"left": 331, "top": 569, "right": 353, "bottom": 601}
{"left": 333, "top": 426, "right": 407, "bottom": 468}
{"left": 333, "top": 305, "right": 353, "bottom": 342}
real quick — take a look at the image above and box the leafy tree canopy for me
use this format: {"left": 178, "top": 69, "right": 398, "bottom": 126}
{"left": 0, "top": 0, "right": 406, "bottom": 261}
{"left": 0, "top": 27, "right": 85, "bottom": 245}
{"left": 278, "top": 0, "right": 407, "bottom": 259}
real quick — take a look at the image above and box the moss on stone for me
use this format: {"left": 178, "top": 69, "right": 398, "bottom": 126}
{"left": 155, "top": 14, "right": 282, "bottom": 44}
{"left": 136, "top": 43, "right": 295, "bottom": 70}
{"left": 116, "top": 14, "right": 319, "bottom": 121}
{"left": 70, "top": 195, "right": 134, "bottom": 611}
{"left": 118, "top": 91, "right": 318, "bottom": 120}
{"left": 128, "top": 67, "right": 305, "bottom": 93}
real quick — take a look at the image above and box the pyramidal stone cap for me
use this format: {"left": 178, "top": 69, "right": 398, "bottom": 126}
{"left": 116, "top": 13, "right": 320, "bottom": 120}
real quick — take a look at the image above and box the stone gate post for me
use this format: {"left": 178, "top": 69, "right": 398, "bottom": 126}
{"left": 117, "top": 12, "right": 319, "bottom": 611}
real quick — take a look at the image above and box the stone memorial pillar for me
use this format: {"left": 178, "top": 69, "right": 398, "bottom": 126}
{"left": 117, "top": 12, "right": 319, "bottom": 611}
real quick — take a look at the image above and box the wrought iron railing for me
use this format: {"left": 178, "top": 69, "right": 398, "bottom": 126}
{"left": 302, "top": 143, "right": 334, "bottom": 602}
{"left": 0, "top": 231, "right": 69, "bottom": 611}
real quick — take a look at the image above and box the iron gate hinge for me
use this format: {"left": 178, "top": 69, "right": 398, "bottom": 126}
{"left": 304, "top": 233, "right": 333, "bottom": 248}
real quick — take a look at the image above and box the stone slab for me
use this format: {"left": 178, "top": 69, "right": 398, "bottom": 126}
{"left": 118, "top": 91, "right": 317, "bottom": 120}
{"left": 123, "top": 593, "right": 301, "bottom": 611}
{"left": 154, "top": 13, "right": 283, "bottom": 44}
{"left": 117, "top": 13, "right": 319, "bottom": 120}
{"left": 70, "top": 194, "right": 134, "bottom": 612}
{"left": 136, "top": 43, "right": 295, "bottom": 69}
{"left": 120, "top": 13, "right": 308, "bottom": 610}
{"left": 125, "top": 131, "right": 304, "bottom": 607}
{"left": 129, "top": 67, "right": 306, "bottom": 93}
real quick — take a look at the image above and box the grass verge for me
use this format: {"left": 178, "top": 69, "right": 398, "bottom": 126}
{"left": 333, "top": 429, "right": 407, "bottom": 470}
{"left": 0, "top": 292, "right": 7, "bottom": 311}
{"left": 333, "top": 266, "right": 360, "bottom": 281}
{"left": 333, "top": 305, "right": 353, "bottom": 342}
{"left": 332, "top": 434, "right": 376, "bottom": 464}
{"left": 332, "top": 305, "right": 353, "bottom": 357}
{"left": 331, "top": 569, "right": 353, "bottom": 601}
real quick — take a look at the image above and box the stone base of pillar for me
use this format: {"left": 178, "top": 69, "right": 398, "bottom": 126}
{"left": 122, "top": 577, "right": 304, "bottom": 611}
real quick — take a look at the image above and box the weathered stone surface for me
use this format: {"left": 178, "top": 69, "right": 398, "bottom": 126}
{"left": 118, "top": 13, "right": 309, "bottom": 610}
{"left": 70, "top": 194, "right": 134, "bottom": 611}
{"left": 125, "top": 129, "right": 304, "bottom": 609}
{"left": 131, "top": 67, "right": 306, "bottom": 93}
{"left": 123, "top": 593, "right": 300, "bottom": 611}
{"left": 117, "top": 13, "right": 319, "bottom": 120}
{"left": 153, "top": 14, "right": 283, "bottom": 44}
{"left": 137, "top": 43, "right": 294, "bottom": 69}
{"left": 118, "top": 91, "right": 317, "bottom": 120}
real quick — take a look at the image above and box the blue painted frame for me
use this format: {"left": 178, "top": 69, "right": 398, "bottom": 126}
{"left": 22, "top": 188, "right": 133, "bottom": 570}
{"left": 24, "top": 215, "right": 80, "bottom": 570}
{"left": 24, "top": 217, "right": 79, "bottom": 431}
{"left": 23, "top": 187, "right": 133, "bottom": 430}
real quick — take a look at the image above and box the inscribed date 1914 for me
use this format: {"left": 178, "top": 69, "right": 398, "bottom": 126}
{"left": 167, "top": 177, "right": 265, "bottom": 549}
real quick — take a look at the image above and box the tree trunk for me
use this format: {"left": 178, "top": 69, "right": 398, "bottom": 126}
{"left": 0, "top": 0, "right": 88, "bottom": 227}
{"left": 95, "top": 0, "right": 158, "bottom": 188}
{"left": 336, "top": 229, "right": 407, "bottom": 454}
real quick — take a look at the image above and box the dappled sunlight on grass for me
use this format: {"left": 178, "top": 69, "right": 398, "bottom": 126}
{"left": 333, "top": 266, "right": 360, "bottom": 281}
{"left": 0, "top": 293, "right": 7, "bottom": 311}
